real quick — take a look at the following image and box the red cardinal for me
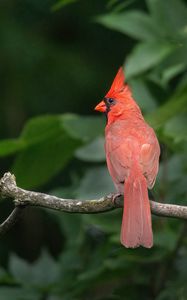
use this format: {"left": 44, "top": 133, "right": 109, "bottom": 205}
{"left": 95, "top": 67, "right": 160, "bottom": 248}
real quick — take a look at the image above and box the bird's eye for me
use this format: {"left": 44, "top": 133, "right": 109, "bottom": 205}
{"left": 108, "top": 98, "right": 115, "bottom": 104}
{"left": 104, "top": 97, "right": 116, "bottom": 106}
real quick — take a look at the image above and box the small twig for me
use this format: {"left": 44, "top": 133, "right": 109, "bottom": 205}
{"left": 0, "top": 172, "right": 187, "bottom": 235}
{"left": 0, "top": 207, "right": 25, "bottom": 235}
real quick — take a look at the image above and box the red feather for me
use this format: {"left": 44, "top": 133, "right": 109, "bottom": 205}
{"left": 95, "top": 67, "right": 160, "bottom": 248}
{"left": 105, "top": 67, "right": 132, "bottom": 101}
{"left": 121, "top": 164, "right": 153, "bottom": 248}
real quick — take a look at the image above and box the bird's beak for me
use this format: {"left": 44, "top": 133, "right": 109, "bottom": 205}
{"left": 94, "top": 100, "right": 106, "bottom": 112}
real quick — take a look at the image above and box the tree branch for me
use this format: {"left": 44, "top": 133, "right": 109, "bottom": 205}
{"left": 0, "top": 172, "right": 187, "bottom": 234}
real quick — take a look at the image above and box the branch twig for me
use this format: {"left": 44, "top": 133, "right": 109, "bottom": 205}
{"left": 0, "top": 207, "right": 24, "bottom": 235}
{"left": 0, "top": 172, "right": 187, "bottom": 235}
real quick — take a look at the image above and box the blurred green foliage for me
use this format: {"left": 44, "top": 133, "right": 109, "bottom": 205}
{"left": 0, "top": 0, "right": 187, "bottom": 299}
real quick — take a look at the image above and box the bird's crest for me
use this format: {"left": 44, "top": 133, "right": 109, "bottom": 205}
{"left": 105, "top": 67, "right": 131, "bottom": 100}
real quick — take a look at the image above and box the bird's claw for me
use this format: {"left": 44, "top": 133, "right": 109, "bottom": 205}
{"left": 108, "top": 193, "right": 122, "bottom": 205}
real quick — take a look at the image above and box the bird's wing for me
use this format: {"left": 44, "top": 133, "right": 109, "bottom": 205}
{"left": 106, "top": 137, "right": 160, "bottom": 189}
{"left": 106, "top": 137, "right": 137, "bottom": 185}
{"left": 140, "top": 142, "right": 160, "bottom": 189}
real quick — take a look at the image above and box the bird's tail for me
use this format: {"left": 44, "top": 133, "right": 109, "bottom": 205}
{"left": 120, "top": 166, "right": 153, "bottom": 248}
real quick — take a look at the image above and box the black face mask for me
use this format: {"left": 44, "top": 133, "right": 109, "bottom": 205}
{"left": 104, "top": 97, "right": 116, "bottom": 113}
{"left": 103, "top": 97, "right": 116, "bottom": 122}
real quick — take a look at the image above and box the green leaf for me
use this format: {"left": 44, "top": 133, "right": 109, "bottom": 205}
{"left": 147, "top": 0, "right": 187, "bottom": 35}
{"left": 0, "top": 139, "right": 25, "bottom": 157}
{"left": 9, "top": 250, "right": 59, "bottom": 287}
{"left": 125, "top": 41, "right": 175, "bottom": 78}
{"left": 52, "top": 0, "right": 78, "bottom": 12}
{"left": 0, "top": 114, "right": 106, "bottom": 188}
{"left": 21, "top": 115, "right": 63, "bottom": 144}
{"left": 161, "top": 64, "right": 186, "bottom": 85}
{"left": 75, "top": 137, "right": 105, "bottom": 162}
{"left": 76, "top": 166, "right": 114, "bottom": 199}
{"left": 97, "top": 11, "right": 160, "bottom": 41}
{"left": 13, "top": 129, "right": 80, "bottom": 189}
{"left": 164, "top": 113, "right": 187, "bottom": 144}
{"left": 148, "top": 41, "right": 187, "bottom": 87}
{"left": 108, "top": 0, "right": 136, "bottom": 13}
{"left": 0, "top": 116, "right": 64, "bottom": 158}
{"left": 9, "top": 254, "right": 34, "bottom": 284}
{"left": 129, "top": 78, "right": 157, "bottom": 112}
{"left": 31, "top": 250, "right": 60, "bottom": 286}
{"left": 63, "top": 114, "right": 104, "bottom": 142}
{"left": 0, "top": 288, "right": 40, "bottom": 300}
{"left": 146, "top": 85, "right": 187, "bottom": 129}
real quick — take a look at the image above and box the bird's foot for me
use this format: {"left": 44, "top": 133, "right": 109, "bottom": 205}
{"left": 108, "top": 193, "right": 122, "bottom": 206}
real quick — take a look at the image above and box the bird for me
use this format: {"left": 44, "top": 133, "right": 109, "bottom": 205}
{"left": 94, "top": 67, "right": 160, "bottom": 248}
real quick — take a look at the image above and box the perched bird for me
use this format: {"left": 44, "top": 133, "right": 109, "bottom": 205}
{"left": 95, "top": 67, "right": 160, "bottom": 248}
